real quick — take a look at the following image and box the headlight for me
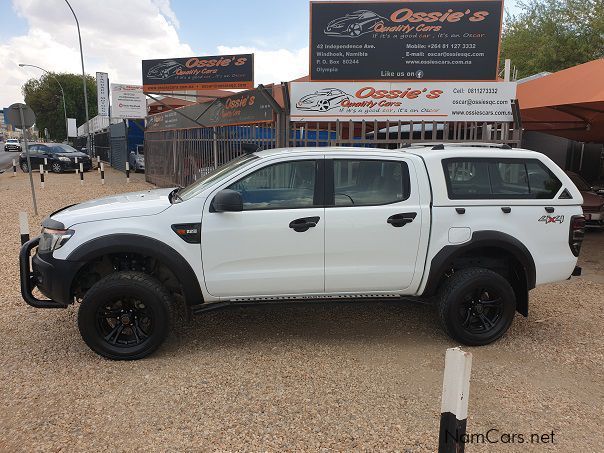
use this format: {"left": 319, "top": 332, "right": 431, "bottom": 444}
{"left": 58, "top": 156, "right": 71, "bottom": 162}
{"left": 39, "top": 228, "right": 74, "bottom": 252}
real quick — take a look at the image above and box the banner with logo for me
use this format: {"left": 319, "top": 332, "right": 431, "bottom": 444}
{"left": 96, "top": 72, "right": 109, "bottom": 116}
{"left": 110, "top": 84, "right": 147, "bottom": 119}
{"left": 290, "top": 82, "right": 516, "bottom": 122}
{"left": 142, "top": 54, "right": 254, "bottom": 92}
{"left": 146, "top": 88, "right": 274, "bottom": 131}
{"left": 310, "top": 0, "right": 503, "bottom": 81}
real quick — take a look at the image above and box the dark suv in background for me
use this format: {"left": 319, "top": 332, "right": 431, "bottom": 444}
{"left": 19, "top": 143, "right": 92, "bottom": 173}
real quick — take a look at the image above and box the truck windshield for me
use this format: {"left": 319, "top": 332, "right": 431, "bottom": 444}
{"left": 178, "top": 153, "right": 259, "bottom": 200}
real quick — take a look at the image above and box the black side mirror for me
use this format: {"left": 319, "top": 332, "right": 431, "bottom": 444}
{"left": 213, "top": 189, "right": 243, "bottom": 212}
{"left": 242, "top": 143, "right": 261, "bottom": 154}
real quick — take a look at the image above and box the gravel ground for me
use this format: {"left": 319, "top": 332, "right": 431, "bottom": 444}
{"left": 0, "top": 169, "right": 602, "bottom": 452}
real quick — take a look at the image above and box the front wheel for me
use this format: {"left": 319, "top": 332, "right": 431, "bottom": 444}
{"left": 78, "top": 272, "right": 173, "bottom": 360}
{"left": 20, "top": 161, "right": 29, "bottom": 172}
{"left": 51, "top": 162, "right": 63, "bottom": 173}
{"left": 437, "top": 268, "right": 516, "bottom": 346}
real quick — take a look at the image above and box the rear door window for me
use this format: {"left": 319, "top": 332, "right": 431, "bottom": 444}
{"left": 443, "top": 158, "right": 562, "bottom": 199}
{"left": 331, "top": 159, "right": 410, "bottom": 206}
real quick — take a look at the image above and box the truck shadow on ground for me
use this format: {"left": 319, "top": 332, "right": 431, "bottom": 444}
{"left": 167, "top": 298, "right": 449, "bottom": 354}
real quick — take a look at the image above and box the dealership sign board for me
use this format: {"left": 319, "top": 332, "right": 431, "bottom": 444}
{"left": 96, "top": 72, "right": 110, "bottom": 116}
{"left": 290, "top": 82, "right": 516, "bottom": 122}
{"left": 310, "top": 0, "right": 503, "bottom": 81}
{"left": 146, "top": 88, "right": 274, "bottom": 131}
{"left": 142, "top": 54, "right": 254, "bottom": 92}
{"left": 110, "top": 84, "right": 147, "bottom": 119}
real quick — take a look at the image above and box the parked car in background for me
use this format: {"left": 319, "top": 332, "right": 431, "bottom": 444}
{"left": 566, "top": 171, "right": 604, "bottom": 227}
{"left": 4, "top": 138, "right": 21, "bottom": 152}
{"left": 129, "top": 146, "right": 145, "bottom": 172}
{"left": 19, "top": 143, "right": 92, "bottom": 173}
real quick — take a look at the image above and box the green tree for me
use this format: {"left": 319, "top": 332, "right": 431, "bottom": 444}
{"left": 22, "top": 73, "right": 97, "bottom": 141}
{"left": 501, "top": 0, "right": 604, "bottom": 79}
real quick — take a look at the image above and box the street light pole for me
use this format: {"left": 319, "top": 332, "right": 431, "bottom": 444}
{"left": 64, "top": 0, "right": 91, "bottom": 155}
{"left": 19, "top": 64, "right": 69, "bottom": 142}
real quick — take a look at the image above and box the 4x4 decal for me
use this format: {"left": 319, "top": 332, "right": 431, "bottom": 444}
{"left": 538, "top": 215, "right": 564, "bottom": 224}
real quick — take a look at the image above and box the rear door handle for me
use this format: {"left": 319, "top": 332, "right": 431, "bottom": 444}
{"left": 289, "top": 216, "right": 320, "bottom": 232}
{"left": 387, "top": 212, "right": 417, "bottom": 227}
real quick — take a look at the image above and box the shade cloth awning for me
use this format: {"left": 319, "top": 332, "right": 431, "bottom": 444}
{"left": 518, "top": 59, "right": 604, "bottom": 142}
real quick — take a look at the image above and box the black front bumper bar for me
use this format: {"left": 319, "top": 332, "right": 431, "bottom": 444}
{"left": 20, "top": 237, "right": 68, "bottom": 308}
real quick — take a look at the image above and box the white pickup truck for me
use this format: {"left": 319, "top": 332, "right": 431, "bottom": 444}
{"left": 20, "top": 144, "right": 585, "bottom": 360}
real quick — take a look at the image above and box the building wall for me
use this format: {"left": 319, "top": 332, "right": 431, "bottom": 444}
{"left": 522, "top": 131, "right": 604, "bottom": 183}
{"left": 522, "top": 131, "right": 571, "bottom": 170}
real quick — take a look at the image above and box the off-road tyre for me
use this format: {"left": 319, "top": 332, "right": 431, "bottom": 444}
{"left": 437, "top": 267, "right": 516, "bottom": 346}
{"left": 78, "top": 271, "right": 173, "bottom": 360}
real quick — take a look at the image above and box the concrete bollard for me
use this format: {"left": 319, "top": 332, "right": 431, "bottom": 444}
{"left": 19, "top": 211, "right": 30, "bottom": 245}
{"left": 43, "top": 157, "right": 48, "bottom": 174}
{"left": 126, "top": 161, "right": 130, "bottom": 183}
{"left": 39, "top": 164, "right": 45, "bottom": 189}
{"left": 438, "top": 347, "right": 473, "bottom": 453}
{"left": 13, "top": 159, "right": 17, "bottom": 176}
{"left": 97, "top": 156, "right": 101, "bottom": 172}
{"left": 79, "top": 162, "right": 84, "bottom": 185}
{"left": 100, "top": 162, "right": 105, "bottom": 185}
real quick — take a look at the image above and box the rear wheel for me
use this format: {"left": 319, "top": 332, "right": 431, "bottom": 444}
{"left": 20, "top": 161, "right": 29, "bottom": 172}
{"left": 78, "top": 272, "right": 173, "bottom": 360}
{"left": 437, "top": 268, "right": 516, "bottom": 346}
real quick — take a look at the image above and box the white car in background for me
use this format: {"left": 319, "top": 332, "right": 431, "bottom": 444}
{"left": 4, "top": 138, "right": 21, "bottom": 152}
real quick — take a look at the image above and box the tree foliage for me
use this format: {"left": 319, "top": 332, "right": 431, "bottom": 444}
{"left": 501, "top": 0, "right": 604, "bottom": 79}
{"left": 22, "top": 73, "right": 97, "bottom": 141}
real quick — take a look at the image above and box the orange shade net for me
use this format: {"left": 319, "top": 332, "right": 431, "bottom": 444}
{"left": 518, "top": 59, "right": 604, "bottom": 142}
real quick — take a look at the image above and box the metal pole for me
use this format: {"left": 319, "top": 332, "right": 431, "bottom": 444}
{"left": 19, "top": 105, "right": 38, "bottom": 215}
{"left": 438, "top": 347, "right": 472, "bottom": 453}
{"left": 64, "top": 0, "right": 91, "bottom": 155}
{"left": 19, "top": 64, "right": 69, "bottom": 141}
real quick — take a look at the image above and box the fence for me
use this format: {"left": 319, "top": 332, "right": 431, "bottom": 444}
{"left": 145, "top": 102, "right": 522, "bottom": 188}
{"left": 287, "top": 119, "right": 521, "bottom": 148}
{"left": 146, "top": 122, "right": 279, "bottom": 187}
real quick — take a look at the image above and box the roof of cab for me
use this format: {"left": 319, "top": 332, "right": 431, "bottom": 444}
{"left": 253, "top": 144, "right": 541, "bottom": 161}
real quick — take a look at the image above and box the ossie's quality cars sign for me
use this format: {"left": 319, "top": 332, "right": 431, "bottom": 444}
{"left": 310, "top": 0, "right": 503, "bottom": 81}
{"left": 142, "top": 54, "right": 254, "bottom": 92}
{"left": 290, "top": 81, "right": 516, "bottom": 122}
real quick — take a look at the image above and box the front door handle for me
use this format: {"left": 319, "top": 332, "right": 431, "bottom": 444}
{"left": 289, "top": 216, "right": 320, "bottom": 232}
{"left": 387, "top": 212, "right": 417, "bottom": 227}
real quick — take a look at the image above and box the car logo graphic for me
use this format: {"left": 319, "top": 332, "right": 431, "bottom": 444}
{"left": 296, "top": 88, "right": 351, "bottom": 112}
{"left": 324, "top": 10, "right": 386, "bottom": 38}
{"left": 538, "top": 215, "right": 564, "bottom": 224}
{"left": 146, "top": 60, "right": 185, "bottom": 80}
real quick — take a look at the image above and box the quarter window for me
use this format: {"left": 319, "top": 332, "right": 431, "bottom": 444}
{"left": 443, "top": 158, "right": 562, "bottom": 199}
{"left": 332, "top": 159, "right": 409, "bottom": 206}
{"left": 228, "top": 160, "right": 317, "bottom": 210}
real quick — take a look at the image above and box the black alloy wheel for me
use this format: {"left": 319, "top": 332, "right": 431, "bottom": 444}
{"left": 96, "top": 297, "right": 153, "bottom": 347}
{"left": 458, "top": 286, "right": 504, "bottom": 334}
{"left": 20, "top": 161, "right": 29, "bottom": 172}
{"left": 78, "top": 272, "right": 173, "bottom": 360}
{"left": 438, "top": 267, "right": 516, "bottom": 346}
